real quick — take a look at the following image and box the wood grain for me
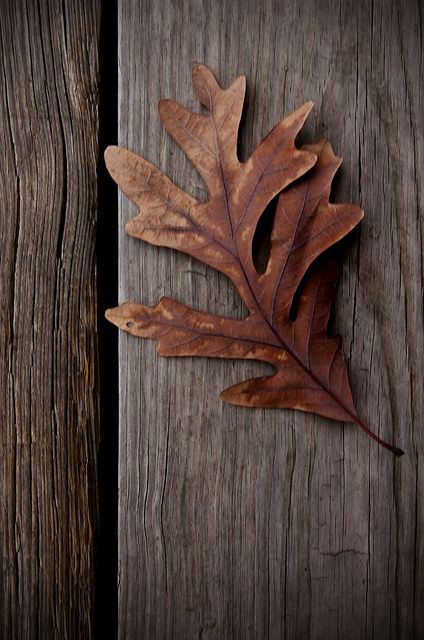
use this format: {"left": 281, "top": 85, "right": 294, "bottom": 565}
{"left": 117, "top": 0, "right": 423, "bottom": 638}
{"left": 0, "top": 1, "right": 101, "bottom": 637}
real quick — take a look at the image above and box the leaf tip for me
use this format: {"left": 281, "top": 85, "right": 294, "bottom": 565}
{"left": 313, "top": 139, "right": 341, "bottom": 163}
{"left": 231, "top": 73, "right": 247, "bottom": 92}
{"left": 104, "top": 145, "right": 120, "bottom": 170}
{"left": 296, "top": 100, "right": 314, "bottom": 121}
{"left": 192, "top": 62, "right": 211, "bottom": 78}
{"left": 105, "top": 302, "right": 138, "bottom": 332}
{"left": 303, "top": 150, "right": 318, "bottom": 170}
{"left": 125, "top": 217, "right": 141, "bottom": 237}
{"left": 219, "top": 388, "right": 232, "bottom": 405}
{"left": 282, "top": 100, "right": 315, "bottom": 139}
{"left": 192, "top": 64, "right": 220, "bottom": 108}
{"left": 104, "top": 304, "right": 121, "bottom": 327}
{"left": 158, "top": 98, "right": 173, "bottom": 116}
{"left": 346, "top": 204, "right": 365, "bottom": 226}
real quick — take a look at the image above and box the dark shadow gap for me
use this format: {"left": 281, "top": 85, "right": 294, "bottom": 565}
{"left": 252, "top": 195, "right": 278, "bottom": 274}
{"left": 94, "top": 0, "right": 118, "bottom": 637}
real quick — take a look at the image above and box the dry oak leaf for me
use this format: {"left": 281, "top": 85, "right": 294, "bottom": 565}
{"left": 105, "top": 64, "right": 403, "bottom": 456}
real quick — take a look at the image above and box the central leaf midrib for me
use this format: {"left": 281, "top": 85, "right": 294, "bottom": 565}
{"left": 212, "top": 133, "right": 354, "bottom": 422}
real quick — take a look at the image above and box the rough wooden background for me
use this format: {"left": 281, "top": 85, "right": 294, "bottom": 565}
{"left": 1, "top": 0, "right": 422, "bottom": 638}
{"left": 117, "top": 0, "right": 423, "bottom": 638}
{"left": 0, "top": 1, "right": 101, "bottom": 637}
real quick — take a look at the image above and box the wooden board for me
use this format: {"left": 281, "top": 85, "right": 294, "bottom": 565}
{"left": 117, "top": 0, "right": 423, "bottom": 637}
{"left": 0, "top": 1, "right": 101, "bottom": 637}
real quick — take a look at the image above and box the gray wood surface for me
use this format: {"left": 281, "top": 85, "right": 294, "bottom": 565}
{"left": 117, "top": 0, "right": 423, "bottom": 638}
{"left": 0, "top": 1, "right": 101, "bottom": 637}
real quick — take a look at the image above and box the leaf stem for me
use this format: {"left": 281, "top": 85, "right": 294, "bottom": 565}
{"left": 352, "top": 416, "right": 404, "bottom": 456}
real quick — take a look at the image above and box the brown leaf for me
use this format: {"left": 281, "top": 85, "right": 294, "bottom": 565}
{"left": 105, "top": 64, "right": 403, "bottom": 456}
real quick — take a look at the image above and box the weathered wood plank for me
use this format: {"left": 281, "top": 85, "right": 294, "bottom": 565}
{"left": 0, "top": 1, "right": 101, "bottom": 637}
{"left": 117, "top": 0, "right": 423, "bottom": 637}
